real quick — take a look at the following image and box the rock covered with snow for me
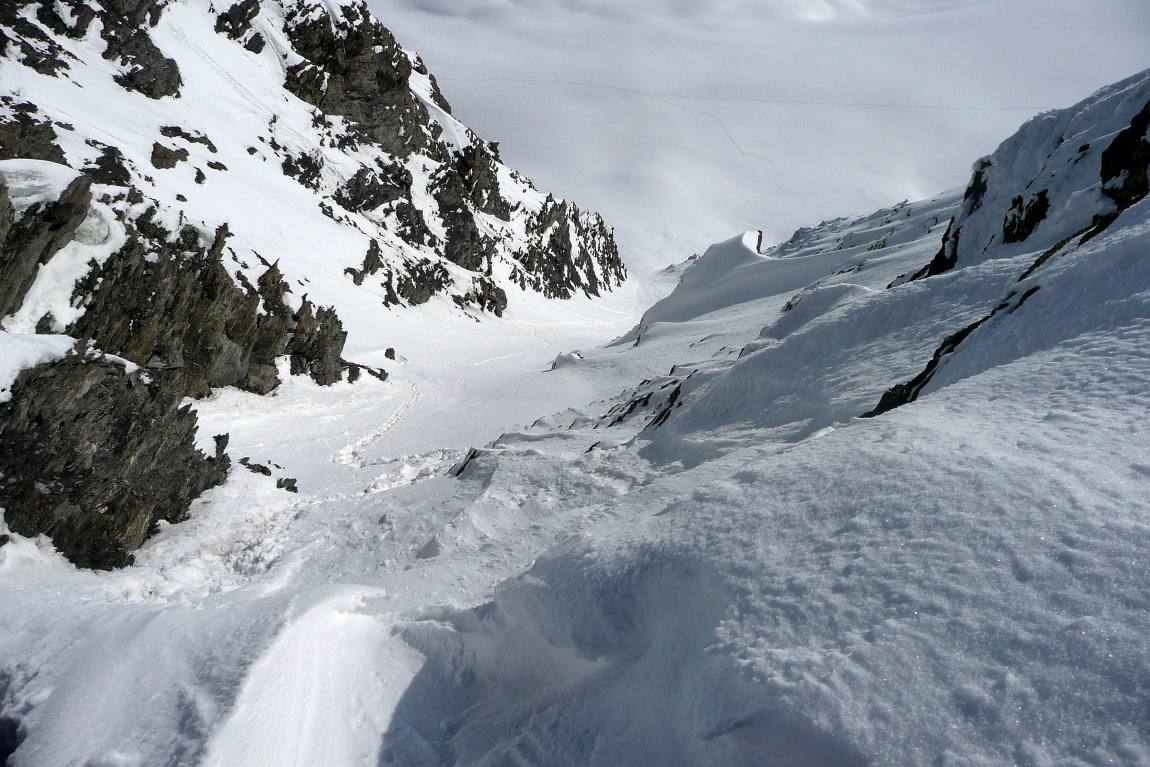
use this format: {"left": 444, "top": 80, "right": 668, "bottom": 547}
{"left": 0, "top": 58, "right": 1146, "bottom": 767}
{"left": 0, "top": 160, "right": 90, "bottom": 318}
{"left": 909, "top": 69, "right": 1150, "bottom": 281}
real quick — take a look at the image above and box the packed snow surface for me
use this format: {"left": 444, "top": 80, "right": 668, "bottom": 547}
{"left": 3, "top": 38, "right": 1150, "bottom": 767}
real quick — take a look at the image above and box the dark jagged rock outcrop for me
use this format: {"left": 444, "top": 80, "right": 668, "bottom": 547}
{"left": 287, "top": 300, "right": 347, "bottom": 385}
{"left": 426, "top": 162, "right": 500, "bottom": 272}
{"left": 150, "top": 142, "right": 188, "bottom": 169}
{"left": 394, "top": 258, "right": 450, "bottom": 306}
{"left": 453, "top": 276, "right": 508, "bottom": 317}
{"left": 516, "top": 197, "right": 625, "bottom": 298}
{"left": 0, "top": 0, "right": 629, "bottom": 571}
{"left": 0, "top": 348, "right": 229, "bottom": 570}
{"left": 159, "top": 125, "right": 218, "bottom": 153}
{"left": 0, "top": 170, "right": 91, "bottom": 317}
{"left": 1100, "top": 99, "right": 1150, "bottom": 210}
{"left": 283, "top": 0, "right": 434, "bottom": 158}
{"left": 0, "top": 2, "right": 73, "bottom": 76}
{"left": 82, "top": 142, "right": 132, "bottom": 185}
{"left": 97, "top": 0, "right": 181, "bottom": 99}
{"left": 5, "top": 0, "right": 626, "bottom": 312}
{"left": 69, "top": 218, "right": 350, "bottom": 397}
{"left": 0, "top": 165, "right": 356, "bottom": 567}
{"left": 280, "top": 150, "right": 323, "bottom": 190}
{"left": 215, "top": 0, "right": 261, "bottom": 40}
{"left": 456, "top": 142, "right": 510, "bottom": 220}
{"left": 909, "top": 159, "right": 989, "bottom": 281}
{"left": 1002, "top": 190, "right": 1049, "bottom": 244}
{"left": 390, "top": 200, "right": 436, "bottom": 249}
{"left": 345, "top": 238, "right": 383, "bottom": 285}
{"left": 0, "top": 102, "right": 67, "bottom": 163}
{"left": 334, "top": 164, "right": 410, "bottom": 213}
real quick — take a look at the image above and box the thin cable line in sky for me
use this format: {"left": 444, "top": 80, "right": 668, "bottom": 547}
{"left": 442, "top": 76, "right": 785, "bottom": 164}
{"left": 441, "top": 76, "right": 1047, "bottom": 113}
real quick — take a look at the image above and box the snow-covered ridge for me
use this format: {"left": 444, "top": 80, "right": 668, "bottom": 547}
{"left": 909, "top": 68, "right": 1150, "bottom": 281}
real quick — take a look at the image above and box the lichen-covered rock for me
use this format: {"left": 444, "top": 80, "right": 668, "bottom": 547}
{"left": 0, "top": 348, "right": 229, "bottom": 570}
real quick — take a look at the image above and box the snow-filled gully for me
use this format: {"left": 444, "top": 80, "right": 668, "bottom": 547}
{"left": 4, "top": 60, "right": 1150, "bottom": 765}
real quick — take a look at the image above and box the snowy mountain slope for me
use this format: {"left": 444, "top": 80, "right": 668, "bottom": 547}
{"left": 0, "top": 36, "right": 1147, "bottom": 767}
{"left": 1, "top": 0, "right": 625, "bottom": 311}
{"left": 0, "top": 0, "right": 626, "bottom": 567}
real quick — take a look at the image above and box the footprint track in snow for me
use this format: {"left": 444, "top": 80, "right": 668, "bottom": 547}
{"left": 335, "top": 381, "right": 423, "bottom": 469}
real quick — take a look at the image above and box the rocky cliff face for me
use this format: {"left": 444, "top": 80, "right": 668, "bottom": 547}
{"left": 0, "top": 0, "right": 627, "bottom": 567}
{"left": 906, "top": 72, "right": 1150, "bottom": 282}
{"left": 0, "top": 347, "right": 230, "bottom": 570}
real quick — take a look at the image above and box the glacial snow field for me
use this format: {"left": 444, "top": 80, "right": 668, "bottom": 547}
{"left": 1, "top": 1, "right": 1150, "bottom": 766}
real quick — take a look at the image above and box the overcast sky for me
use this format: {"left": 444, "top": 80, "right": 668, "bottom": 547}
{"left": 369, "top": 0, "right": 1150, "bottom": 271}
